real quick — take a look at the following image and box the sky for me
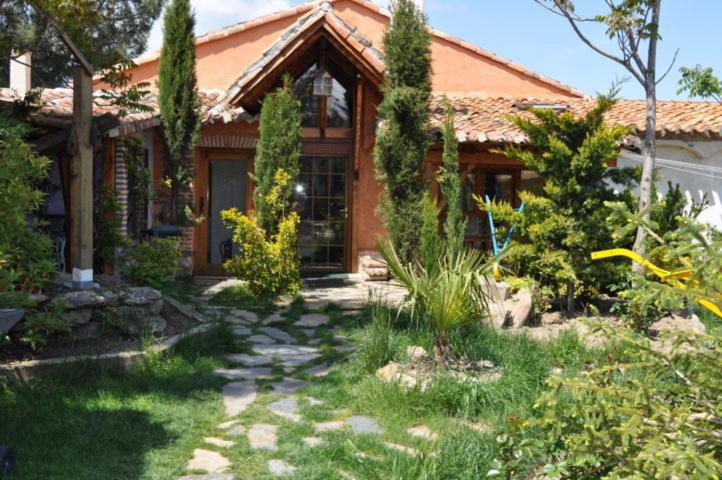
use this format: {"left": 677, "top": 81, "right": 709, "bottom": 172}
{"left": 145, "top": 0, "right": 722, "bottom": 100}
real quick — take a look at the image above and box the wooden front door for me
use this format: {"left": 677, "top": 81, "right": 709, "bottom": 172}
{"left": 195, "top": 151, "right": 254, "bottom": 276}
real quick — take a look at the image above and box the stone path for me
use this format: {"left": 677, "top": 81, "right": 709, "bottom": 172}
{"left": 177, "top": 276, "right": 414, "bottom": 479}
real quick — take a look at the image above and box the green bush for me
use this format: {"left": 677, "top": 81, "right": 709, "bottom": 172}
{"left": 94, "top": 187, "right": 128, "bottom": 269}
{"left": 533, "top": 322, "right": 722, "bottom": 479}
{"left": 221, "top": 209, "right": 300, "bottom": 298}
{"left": 380, "top": 238, "right": 493, "bottom": 363}
{"left": 20, "top": 303, "right": 70, "bottom": 351}
{"left": 0, "top": 116, "right": 56, "bottom": 293}
{"left": 121, "top": 237, "right": 182, "bottom": 289}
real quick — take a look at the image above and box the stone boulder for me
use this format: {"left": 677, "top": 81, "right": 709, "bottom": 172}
{"left": 649, "top": 313, "right": 706, "bottom": 355}
{"left": 61, "top": 308, "right": 93, "bottom": 326}
{"left": 122, "top": 287, "right": 162, "bottom": 306}
{"left": 0, "top": 309, "right": 25, "bottom": 335}
{"left": 53, "top": 290, "right": 107, "bottom": 310}
{"left": 487, "top": 288, "right": 533, "bottom": 330}
{"left": 406, "top": 345, "right": 428, "bottom": 361}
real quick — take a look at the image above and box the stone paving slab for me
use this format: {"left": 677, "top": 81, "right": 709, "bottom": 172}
{"left": 217, "top": 419, "right": 240, "bottom": 430}
{"left": 248, "top": 423, "right": 278, "bottom": 450}
{"left": 294, "top": 313, "right": 330, "bottom": 328}
{"left": 252, "top": 344, "right": 321, "bottom": 367}
{"left": 268, "top": 459, "right": 296, "bottom": 476}
{"left": 213, "top": 367, "right": 273, "bottom": 380}
{"left": 225, "top": 353, "right": 272, "bottom": 367}
{"left": 205, "top": 437, "right": 235, "bottom": 448}
{"left": 227, "top": 425, "right": 246, "bottom": 437}
{"left": 231, "top": 309, "right": 259, "bottom": 323}
{"left": 222, "top": 381, "right": 257, "bottom": 417}
{"left": 313, "top": 420, "right": 346, "bottom": 432}
{"left": 187, "top": 449, "right": 231, "bottom": 473}
{"left": 407, "top": 425, "right": 437, "bottom": 440}
{"left": 231, "top": 326, "right": 252, "bottom": 336}
{"left": 305, "top": 363, "right": 330, "bottom": 377}
{"left": 262, "top": 313, "right": 285, "bottom": 325}
{"left": 267, "top": 398, "right": 302, "bottom": 422}
{"left": 248, "top": 334, "right": 276, "bottom": 345}
{"left": 259, "top": 326, "right": 295, "bottom": 343}
{"left": 270, "top": 377, "right": 308, "bottom": 395}
{"left": 303, "top": 436, "right": 324, "bottom": 447}
{"left": 346, "top": 416, "right": 383, "bottom": 435}
{"left": 178, "top": 474, "right": 235, "bottom": 480}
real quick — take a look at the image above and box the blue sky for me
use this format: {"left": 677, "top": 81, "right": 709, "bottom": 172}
{"left": 146, "top": 0, "right": 721, "bottom": 100}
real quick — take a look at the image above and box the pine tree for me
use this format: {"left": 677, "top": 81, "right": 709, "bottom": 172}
{"left": 374, "top": 0, "right": 432, "bottom": 263}
{"left": 158, "top": 0, "right": 201, "bottom": 224}
{"left": 437, "top": 100, "right": 466, "bottom": 252}
{"left": 485, "top": 94, "right": 639, "bottom": 312}
{"left": 252, "top": 76, "right": 301, "bottom": 237}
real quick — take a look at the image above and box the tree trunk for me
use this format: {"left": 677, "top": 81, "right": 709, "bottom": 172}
{"left": 632, "top": 2, "right": 660, "bottom": 271}
{"left": 566, "top": 281, "right": 576, "bottom": 315}
{"left": 433, "top": 337, "right": 452, "bottom": 366}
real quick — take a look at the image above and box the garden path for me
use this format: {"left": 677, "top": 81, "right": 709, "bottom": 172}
{"left": 178, "top": 276, "right": 414, "bottom": 479}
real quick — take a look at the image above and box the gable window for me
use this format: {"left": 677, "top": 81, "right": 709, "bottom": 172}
{"left": 293, "top": 63, "right": 352, "bottom": 130}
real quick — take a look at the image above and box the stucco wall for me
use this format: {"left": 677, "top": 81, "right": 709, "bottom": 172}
{"left": 618, "top": 140, "right": 722, "bottom": 230}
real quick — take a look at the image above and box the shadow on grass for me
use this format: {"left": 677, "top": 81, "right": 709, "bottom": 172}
{"left": 0, "top": 325, "right": 236, "bottom": 479}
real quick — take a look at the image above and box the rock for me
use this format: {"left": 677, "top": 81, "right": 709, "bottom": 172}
{"left": 232, "top": 309, "right": 259, "bottom": 323}
{"left": 260, "top": 327, "right": 295, "bottom": 343}
{"left": 540, "top": 311, "right": 564, "bottom": 325}
{"left": 301, "top": 328, "right": 316, "bottom": 337}
{"left": 148, "top": 299, "right": 164, "bottom": 315}
{"left": 224, "top": 353, "right": 272, "bottom": 367}
{"left": 74, "top": 320, "right": 101, "bottom": 339}
{"left": 294, "top": 314, "right": 330, "bottom": 328}
{"left": 186, "top": 449, "right": 231, "bottom": 473}
{"left": 262, "top": 313, "right": 285, "bottom": 325}
{"left": 346, "top": 416, "right": 383, "bottom": 435}
{"left": 305, "top": 397, "right": 324, "bottom": 406}
{"left": 223, "top": 381, "right": 257, "bottom": 417}
{"left": 308, "top": 338, "right": 322, "bottom": 346}
{"left": 484, "top": 281, "right": 512, "bottom": 302}
{"left": 267, "top": 398, "right": 302, "bottom": 422}
{"left": 213, "top": 367, "right": 273, "bottom": 380}
{"left": 129, "top": 315, "right": 167, "bottom": 336}
{"left": 123, "top": 287, "right": 162, "bottom": 306}
{"left": 508, "top": 289, "right": 534, "bottom": 328}
{"left": 270, "top": 378, "right": 307, "bottom": 395}
{"left": 384, "top": 442, "right": 418, "bottom": 456}
{"left": 53, "top": 290, "right": 107, "bottom": 309}
{"left": 217, "top": 420, "right": 240, "bottom": 430}
{"left": 178, "top": 474, "right": 235, "bottom": 480}
{"left": 204, "top": 437, "right": 234, "bottom": 448}
{"left": 27, "top": 293, "right": 48, "bottom": 305}
{"left": 252, "top": 344, "right": 321, "bottom": 367}
{"left": 650, "top": 313, "right": 706, "bottom": 354}
{"left": 376, "top": 362, "right": 402, "bottom": 382}
{"left": 0, "top": 309, "right": 25, "bottom": 335}
{"left": 302, "top": 436, "right": 324, "bottom": 447}
{"left": 61, "top": 308, "right": 93, "bottom": 326}
{"left": 249, "top": 334, "right": 276, "bottom": 345}
{"left": 268, "top": 459, "right": 296, "bottom": 477}
{"left": 248, "top": 424, "right": 278, "bottom": 450}
{"left": 407, "top": 425, "right": 438, "bottom": 440}
{"left": 231, "top": 326, "right": 251, "bottom": 337}
{"left": 406, "top": 346, "right": 428, "bottom": 361}
{"left": 313, "top": 420, "right": 346, "bottom": 432}
{"left": 305, "top": 363, "right": 330, "bottom": 377}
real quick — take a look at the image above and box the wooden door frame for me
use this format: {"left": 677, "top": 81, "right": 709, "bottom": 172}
{"left": 194, "top": 148, "right": 255, "bottom": 276}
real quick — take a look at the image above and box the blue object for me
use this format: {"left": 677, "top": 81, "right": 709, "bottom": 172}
{"left": 485, "top": 195, "right": 524, "bottom": 257}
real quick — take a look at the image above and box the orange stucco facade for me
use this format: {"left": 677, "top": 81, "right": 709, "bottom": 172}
{"left": 121, "top": 0, "right": 583, "bottom": 275}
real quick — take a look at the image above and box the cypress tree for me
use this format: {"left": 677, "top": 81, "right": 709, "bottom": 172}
{"left": 158, "top": 0, "right": 201, "bottom": 224}
{"left": 374, "top": 0, "right": 432, "bottom": 263}
{"left": 437, "top": 99, "right": 466, "bottom": 252}
{"left": 252, "top": 76, "right": 301, "bottom": 237}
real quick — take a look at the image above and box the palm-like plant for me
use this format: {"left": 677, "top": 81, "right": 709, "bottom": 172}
{"left": 379, "top": 239, "right": 494, "bottom": 364}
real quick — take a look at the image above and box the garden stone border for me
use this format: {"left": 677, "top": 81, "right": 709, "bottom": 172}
{"left": 0, "top": 296, "right": 212, "bottom": 381}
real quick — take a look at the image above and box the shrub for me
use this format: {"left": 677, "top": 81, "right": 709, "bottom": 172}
{"left": 121, "top": 237, "right": 182, "bottom": 289}
{"left": 481, "top": 93, "right": 639, "bottom": 312}
{"left": 418, "top": 193, "right": 444, "bottom": 273}
{"left": 20, "top": 303, "right": 70, "bottom": 351}
{"left": 380, "top": 239, "right": 493, "bottom": 363}
{"left": 0, "top": 116, "right": 55, "bottom": 293}
{"left": 437, "top": 98, "right": 466, "bottom": 252}
{"left": 533, "top": 322, "right": 722, "bottom": 479}
{"left": 221, "top": 209, "right": 300, "bottom": 298}
{"left": 94, "top": 187, "right": 128, "bottom": 269}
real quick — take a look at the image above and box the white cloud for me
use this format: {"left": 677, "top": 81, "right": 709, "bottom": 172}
{"left": 145, "top": 0, "right": 291, "bottom": 53}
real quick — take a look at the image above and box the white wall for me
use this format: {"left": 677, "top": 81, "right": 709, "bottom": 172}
{"left": 618, "top": 139, "right": 722, "bottom": 230}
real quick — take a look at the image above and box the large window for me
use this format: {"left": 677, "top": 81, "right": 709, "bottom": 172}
{"left": 293, "top": 63, "right": 352, "bottom": 129}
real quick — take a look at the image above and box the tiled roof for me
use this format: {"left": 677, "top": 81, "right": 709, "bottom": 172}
{"left": 430, "top": 95, "right": 722, "bottom": 144}
{"left": 4, "top": 88, "right": 722, "bottom": 144}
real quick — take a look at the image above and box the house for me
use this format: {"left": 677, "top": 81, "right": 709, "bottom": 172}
{"left": 4, "top": 0, "right": 721, "bottom": 280}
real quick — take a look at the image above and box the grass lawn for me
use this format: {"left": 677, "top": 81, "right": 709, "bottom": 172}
{"left": 0, "top": 291, "right": 617, "bottom": 480}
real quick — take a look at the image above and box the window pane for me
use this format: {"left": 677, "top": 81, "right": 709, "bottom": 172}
{"left": 327, "top": 78, "right": 351, "bottom": 128}
{"left": 294, "top": 64, "right": 321, "bottom": 128}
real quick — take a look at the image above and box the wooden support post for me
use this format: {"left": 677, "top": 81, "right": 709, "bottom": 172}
{"left": 69, "top": 65, "right": 94, "bottom": 284}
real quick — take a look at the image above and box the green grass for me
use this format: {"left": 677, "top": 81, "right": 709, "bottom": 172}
{"left": 0, "top": 325, "right": 236, "bottom": 480}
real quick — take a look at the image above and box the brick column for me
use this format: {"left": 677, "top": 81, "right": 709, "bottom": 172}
{"left": 114, "top": 141, "right": 129, "bottom": 239}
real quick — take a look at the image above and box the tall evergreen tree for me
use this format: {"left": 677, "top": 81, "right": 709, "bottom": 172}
{"left": 252, "top": 76, "right": 301, "bottom": 237}
{"left": 158, "top": 0, "right": 200, "bottom": 224}
{"left": 374, "top": 0, "right": 432, "bottom": 263}
{"left": 437, "top": 100, "right": 466, "bottom": 252}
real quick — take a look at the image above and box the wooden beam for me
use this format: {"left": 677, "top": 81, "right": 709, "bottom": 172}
{"left": 68, "top": 66, "right": 94, "bottom": 280}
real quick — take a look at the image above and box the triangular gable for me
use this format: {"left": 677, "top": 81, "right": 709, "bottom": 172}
{"left": 222, "top": 3, "right": 384, "bottom": 109}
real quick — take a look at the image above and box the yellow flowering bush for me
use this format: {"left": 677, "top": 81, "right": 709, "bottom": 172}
{"left": 221, "top": 208, "right": 300, "bottom": 298}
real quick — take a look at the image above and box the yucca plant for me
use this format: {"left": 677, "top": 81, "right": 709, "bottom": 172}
{"left": 379, "top": 239, "right": 494, "bottom": 364}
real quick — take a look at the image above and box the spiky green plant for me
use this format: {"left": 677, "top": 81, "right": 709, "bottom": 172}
{"left": 380, "top": 239, "right": 493, "bottom": 363}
